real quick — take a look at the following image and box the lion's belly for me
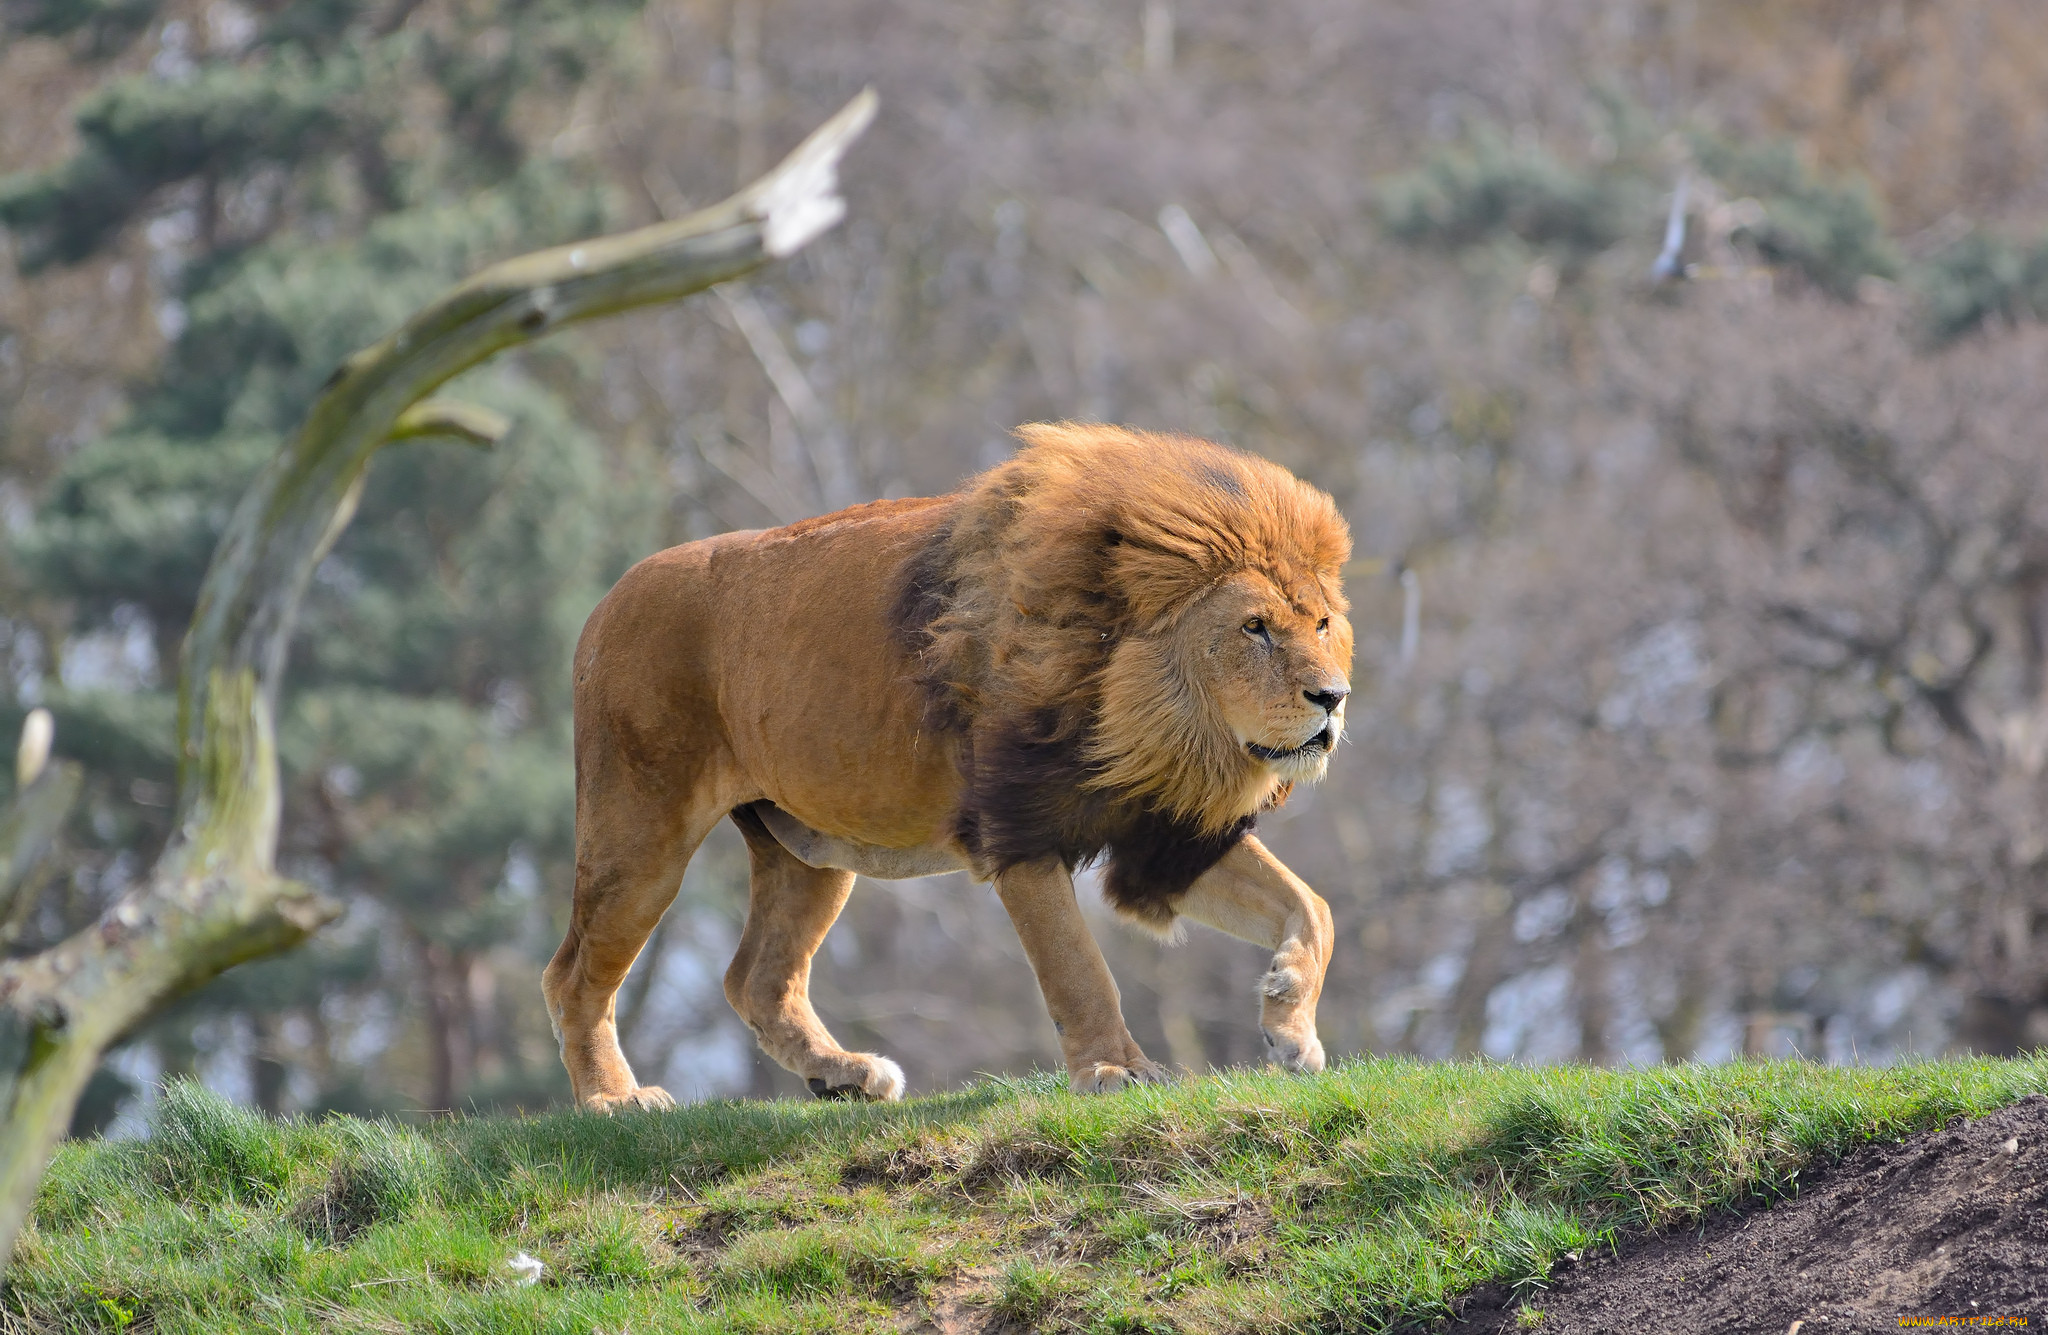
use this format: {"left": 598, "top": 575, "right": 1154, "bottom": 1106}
{"left": 706, "top": 497, "right": 969, "bottom": 852}
{"left": 749, "top": 802, "right": 971, "bottom": 879}
{"left": 760, "top": 733, "right": 964, "bottom": 852}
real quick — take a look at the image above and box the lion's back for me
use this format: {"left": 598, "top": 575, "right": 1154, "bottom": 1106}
{"left": 575, "top": 495, "right": 964, "bottom": 845}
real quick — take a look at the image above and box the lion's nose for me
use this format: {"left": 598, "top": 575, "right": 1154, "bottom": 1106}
{"left": 1305, "top": 686, "right": 1348, "bottom": 713}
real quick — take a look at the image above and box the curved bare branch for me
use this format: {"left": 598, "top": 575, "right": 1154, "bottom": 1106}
{"left": 0, "top": 89, "right": 875, "bottom": 1266}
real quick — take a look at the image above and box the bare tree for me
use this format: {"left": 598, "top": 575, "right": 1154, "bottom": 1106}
{"left": 0, "top": 90, "right": 874, "bottom": 1264}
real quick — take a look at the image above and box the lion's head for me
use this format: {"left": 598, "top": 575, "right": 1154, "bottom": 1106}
{"left": 895, "top": 422, "right": 1352, "bottom": 909}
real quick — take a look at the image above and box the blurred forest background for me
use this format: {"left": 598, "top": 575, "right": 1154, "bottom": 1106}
{"left": 5, "top": 0, "right": 2048, "bottom": 1130}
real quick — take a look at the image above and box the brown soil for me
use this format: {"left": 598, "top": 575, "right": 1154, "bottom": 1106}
{"left": 895, "top": 1269, "right": 1017, "bottom": 1335}
{"left": 1439, "top": 1093, "right": 2048, "bottom": 1334}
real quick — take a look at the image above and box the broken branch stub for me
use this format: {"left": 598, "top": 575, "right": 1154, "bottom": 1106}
{"left": 0, "top": 89, "right": 876, "bottom": 1267}
{"left": 0, "top": 711, "right": 81, "bottom": 945}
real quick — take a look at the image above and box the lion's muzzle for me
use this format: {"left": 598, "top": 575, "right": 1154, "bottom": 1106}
{"left": 1246, "top": 723, "right": 1336, "bottom": 762}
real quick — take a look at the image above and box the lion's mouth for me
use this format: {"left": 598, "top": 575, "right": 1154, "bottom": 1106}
{"left": 1247, "top": 726, "right": 1335, "bottom": 763}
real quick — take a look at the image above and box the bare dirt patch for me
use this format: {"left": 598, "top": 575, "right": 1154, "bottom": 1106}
{"left": 662, "top": 1208, "right": 737, "bottom": 1264}
{"left": 1439, "top": 1093, "right": 2048, "bottom": 1333}
{"left": 894, "top": 1268, "right": 1020, "bottom": 1335}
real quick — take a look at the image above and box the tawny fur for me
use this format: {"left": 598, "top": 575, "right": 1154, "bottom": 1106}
{"left": 544, "top": 422, "right": 1352, "bottom": 1108}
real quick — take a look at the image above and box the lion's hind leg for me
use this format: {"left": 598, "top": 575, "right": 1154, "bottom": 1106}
{"left": 545, "top": 771, "right": 727, "bottom": 1114}
{"left": 1173, "top": 835, "right": 1332, "bottom": 1074}
{"left": 726, "top": 807, "right": 907, "bottom": 1101}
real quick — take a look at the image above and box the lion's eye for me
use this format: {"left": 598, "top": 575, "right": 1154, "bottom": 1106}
{"left": 1243, "top": 617, "right": 1268, "bottom": 640}
{"left": 1316, "top": 617, "right": 1330, "bottom": 634}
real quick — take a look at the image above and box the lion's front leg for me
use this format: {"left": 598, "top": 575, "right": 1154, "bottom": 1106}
{"left": 994, "top": 858, "right": 1170, "bottom": 1093}
{"left": 1174, "top": 835, "right": 1332, "bottom": 1073}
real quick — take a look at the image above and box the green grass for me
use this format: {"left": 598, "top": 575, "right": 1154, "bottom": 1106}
{"left": 9, "top": 1057, "right": 2048, "bottom": 1333}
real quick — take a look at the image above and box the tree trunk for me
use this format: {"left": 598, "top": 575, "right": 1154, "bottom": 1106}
{"left": 249, "top": 1010, "right": 289, "bottom": 1116}
{"left": 0, "top": 90, "right": 875, "bottom": 1267}
{"left": 1449, "top": 896, "right": 1515, "bottom": 1057}
{"left": 421, "top": 938, "right": 474, "bottom": 1115}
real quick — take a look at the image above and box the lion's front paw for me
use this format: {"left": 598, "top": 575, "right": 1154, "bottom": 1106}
{"left": 582, "top": 1084, "right": 677, "bottom": 1114}
{"left": 1068, "top": 1057, "right": 1172, "bottom": 1094}
{"left": 1261, "top": 1025, "right": 1326, "bottom": 1074}
{"left": 805, "top": 1053, "right": 906, "bottom": 1102}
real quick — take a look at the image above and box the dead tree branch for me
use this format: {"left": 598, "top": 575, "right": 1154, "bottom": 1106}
{"left": 0, "top": 712, "right": 81, "bottom": 945}
{"left": 0, "top": 89, "right": 875, "bottom": 1266}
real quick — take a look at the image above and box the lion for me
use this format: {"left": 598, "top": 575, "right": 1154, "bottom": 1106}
{"left": 543, "top": 422, "right": 1353, "bottom": 1108}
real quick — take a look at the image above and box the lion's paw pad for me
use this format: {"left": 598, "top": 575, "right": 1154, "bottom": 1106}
{"left": 1261, "top": 1027, "right": 1326, "bottom": 1074}
{"left": 1259, "top": 968, "right": 1307, "bottom": 1003}
{"left": 583, "top": 1085, "right": 676, "bottom": 1114}
{"left": 807, "top": 1055, "right": 905, "bottom": 1102}
{"left": 1070, "top": 1060, "right": 1171, "bottom": 1094}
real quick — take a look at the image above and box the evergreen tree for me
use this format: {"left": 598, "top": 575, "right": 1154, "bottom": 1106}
{"left": 1914, "top": 228, "right": 2048, "bottom": 346}
{"left": 1689, "top": 135, "right": 1900, "bottom": 301}
{"left": 1, "top": 0, "right": 659, "bottom": 1117}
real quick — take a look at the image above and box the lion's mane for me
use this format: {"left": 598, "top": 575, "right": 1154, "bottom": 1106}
{"left": 893, "top": 423, "right": 1350, "bottom": 923}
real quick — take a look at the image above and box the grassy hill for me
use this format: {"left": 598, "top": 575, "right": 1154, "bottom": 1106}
{"left": 10, "top": 1057, "right": 2048, "bottom": 1333}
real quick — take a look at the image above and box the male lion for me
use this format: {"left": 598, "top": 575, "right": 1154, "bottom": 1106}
{"left": 544, "top": 423, "right": 1353, "bottom": 1108}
